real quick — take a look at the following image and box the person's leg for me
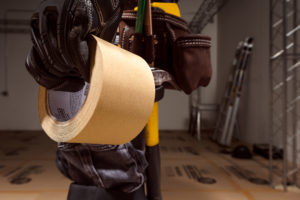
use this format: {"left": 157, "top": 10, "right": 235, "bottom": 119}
{"left": 56, "top": 140, "right": 148, "bottom": 193}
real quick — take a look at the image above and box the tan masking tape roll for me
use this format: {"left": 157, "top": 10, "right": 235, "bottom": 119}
{"left": 38, "top": 35, "right": 155, "bottom": 145}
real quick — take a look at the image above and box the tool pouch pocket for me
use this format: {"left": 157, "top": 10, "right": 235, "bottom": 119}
{"left": 172, "top": 35, "right": 212, "bottom": 94}
{"left": 120, "top": 10, "right": 212, "bottom": 94}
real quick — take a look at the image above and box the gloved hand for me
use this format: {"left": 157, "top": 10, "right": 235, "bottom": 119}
{"left": 25, "top": 0, "right": 124, "bottom": 92}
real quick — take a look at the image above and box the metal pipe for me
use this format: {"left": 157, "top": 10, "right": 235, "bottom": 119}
{"left": 272, "top": 11, "right": 294, "bottom": 28}
{"left": 292, "top": 0, "right": 298, "bottom": 186}
{"left": 269, "top": 0, "right": 275, "bottom": 187}
{"left": 286, "top": 24, "right": 300, "bottom": 37}
{"left": 288, "top": 60, "right": 300, "bottom": 72}
{"left": 273, "top": 74, "right": 293, "bottom": 91}
{"left": 282, "top": 0, "right": 288, "bottom": 191}
{"left": 271, "top": 42, "right": 294, "bottom": 60}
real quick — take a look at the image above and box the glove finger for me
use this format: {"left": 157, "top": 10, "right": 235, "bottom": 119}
{"left": 26, "top": 47, "right": 61, "bottom": 88}
{"left": 60, "top": 0, "right": 122, "bottom": 82}
{"left": 38, "top": 0, "right": 76, "bottom": 73}
{"left": 31, "top": 12, "right": 72, "bottom": 78}
{"left": 58, "top": 0, "right": 91, "bottom": 82}
{"left": 93, "top": 0, "right": 123, "bottom": 42}
{"left": 68, "top": 11, "right": 90, "bottom": 82}
{"left": 26, "top": 47, "right": 85, "bottom": 92}
{"left": 68, "top": 35, "right": 90, "bottom": 82}
{"left": 58, "top": 0, "right": 88, "bottom": 67}
{"left": 67, "top": 0, "right": 122, "bottom": 81}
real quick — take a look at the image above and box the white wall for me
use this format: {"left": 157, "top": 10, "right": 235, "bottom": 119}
{"left": 217, "top": 0, "right": 270, "bottom": 144}
{"left": 0, "top": 0, "right": 218, "bottom": 131}
{"left": 0, "top": 0, "right": 41, "bottom": 130}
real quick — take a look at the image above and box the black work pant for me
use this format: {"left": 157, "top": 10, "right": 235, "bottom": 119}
{"left": 67, "top": 183, "right": 147, "bottom": 200}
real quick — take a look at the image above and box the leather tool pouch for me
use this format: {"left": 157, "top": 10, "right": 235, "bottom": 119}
{"left": 119, "top": 10, "right": 212, "bottom": 94}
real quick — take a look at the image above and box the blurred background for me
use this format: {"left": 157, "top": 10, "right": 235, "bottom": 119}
{"left": 0, "top": 0, "right": 299, "bottom": 200}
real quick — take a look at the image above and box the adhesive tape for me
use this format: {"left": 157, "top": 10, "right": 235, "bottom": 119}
{"left": 38, "top": 35, "right": 155, "bottom": 145}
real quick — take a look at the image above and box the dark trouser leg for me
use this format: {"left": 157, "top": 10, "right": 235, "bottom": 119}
{"left": 67, "top": 183, "right": 147, "bottom": 200}
{"left": 56, "top": 142, "right": 148, "bottom": 195}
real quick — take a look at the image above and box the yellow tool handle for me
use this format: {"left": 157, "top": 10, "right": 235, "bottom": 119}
{"left": 146, "top": 102, "right": 159, "bottom": 146}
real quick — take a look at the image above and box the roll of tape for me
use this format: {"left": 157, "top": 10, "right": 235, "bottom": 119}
{"left": 38, "top": 36, "right": 155, "bottom": 145}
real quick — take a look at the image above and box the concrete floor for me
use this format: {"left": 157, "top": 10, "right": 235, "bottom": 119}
{"left": 0, "top": 131, "right": 299, "bottom": 200}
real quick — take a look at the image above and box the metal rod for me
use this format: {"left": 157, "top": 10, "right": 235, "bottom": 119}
{"left": 287, "top": 167, "right": 300, "bottom": 177}
{"left": 286, "top": 24, "right": 300, "bottom": 37}
{"left": 271, "top": 42, "right": 294, "bottom": 60}
{"left": 288, "top": 95, "right": 300, "bottom": 107}
{"left": 272, "top": 74, "right": 293, "bottom": 91}
{"left": 272, "top": 11, "right": 294, "bottom": 28}
{"left": 287, "top": 131, "right": 300, "bottom": 144}
{"left": 288, "top": 60, "right": 300, "bottom": 72}
{"left": 292, "top": 0, "right": 298, "bottom": 186}
{"left": 196, "top": 108, "right": 201, "bottom": 141}
{"left": 282, "top": 0, "right": 288, "bottom": 191}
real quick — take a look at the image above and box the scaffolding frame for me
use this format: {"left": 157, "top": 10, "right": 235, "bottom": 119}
{"left": 269, "top": 0, "right": 300, "bottom": 191}
{"left": 188, "top": 0, "right": 229, "bottom": 34}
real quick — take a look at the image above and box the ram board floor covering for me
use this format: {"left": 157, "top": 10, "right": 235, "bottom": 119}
{"left": 0, "top": 130, "right": 299, "bottom": 200}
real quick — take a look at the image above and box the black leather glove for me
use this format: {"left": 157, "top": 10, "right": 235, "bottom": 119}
{"left": 123, "top": 0, "right": 138, "bottom": 10}
{"left": 26, "top": 0, "right": 124, "bottom": 92}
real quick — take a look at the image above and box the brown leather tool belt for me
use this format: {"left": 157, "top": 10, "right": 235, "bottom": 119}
{"left": 119, "top": 9, "right": 212, "bottom": 94}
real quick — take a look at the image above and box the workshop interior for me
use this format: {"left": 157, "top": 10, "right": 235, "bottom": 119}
{"left": 0, "top": 0, "right": 300, "bottom": 199}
